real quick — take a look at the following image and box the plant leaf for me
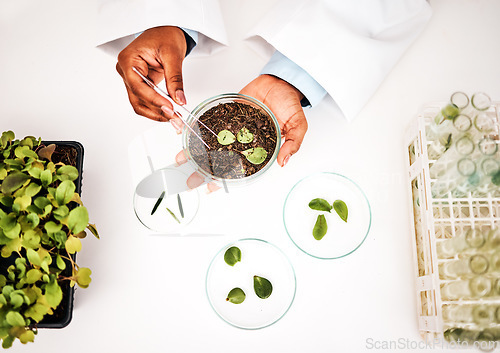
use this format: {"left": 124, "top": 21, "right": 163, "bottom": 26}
{"left": 56, "top": 165, "right": 79, "bottom": 181}
{"left": 151, "top": 191, "right": 165, "bottom": 215}
{"left": 242, "top": 147, "right": 268, "bottom": 165}
{"left": 75, "top": 267, "right": 92, "bottom": 288}
{"left": 333, "top": 199, "right": 348, "bottom": 222}
{"left": 254, "top": 275, "right": 273, "bottom": 299}
{"left": 236, "top": 127, "right": 254, "bottom": 143}
{"left": 308, "top": 198, "right": 332, "bottom": 212}
{"left": 87, "top": 223, "right": 99, "bottom": 239}
{"left": 166, "top": 207, "right": 181, "bottom": 224}
{"left": 65, "top": 235, "right": 82, "bottom": 254}
{"left": 40, "top": 169, "right": 53, "bottom": 188}
{"left": 226, "top": 287, "right": 246, "bottom": 304}
{"left": 55, "top": 180, "right": 75, "bottom": 206}
{"left": 67, "top": 206, "right": 88, "bottom": 234}
{"left": 313, "top": 214, "right": 328, "bottom": 240}
{"left": 224, "top": 246, "right": 241, "bottom": 266}
{"left": 37, "top": 144, "right": 56, "bottom": 161}
{"left": 6, "top": 311, "right": 25, "bottom": 327}
{"left": 1, "top": 171, "right": 30, "bottom": 194}
{"left": 217, "top": 130, "right": 236, "bottom": 145}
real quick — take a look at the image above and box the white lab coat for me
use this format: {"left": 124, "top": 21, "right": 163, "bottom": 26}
{"left": 97, "top": 0, "right": 432, "bottom": 121}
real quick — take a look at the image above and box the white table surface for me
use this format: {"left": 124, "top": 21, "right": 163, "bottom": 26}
{"left": 1, "top": 0, "right": 500, "bottom": 352}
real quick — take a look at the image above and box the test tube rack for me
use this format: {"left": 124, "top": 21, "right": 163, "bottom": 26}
{"left": 404, "top": 102, "right": 500, "bottom": 342}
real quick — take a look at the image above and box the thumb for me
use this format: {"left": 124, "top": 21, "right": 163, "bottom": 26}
{"left": 160, "top": 51, "right": 186, "bottom": 106}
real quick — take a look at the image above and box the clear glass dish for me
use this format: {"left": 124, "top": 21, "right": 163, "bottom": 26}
{"left": 182, "top": 93, "right": 281, "bottom": 188}
{"left": 205, "top": 238, "right": 296, "bottom": 329}
{"left": 133, "top": 167, "right": 199, "bottom": 233}
{"left": 283, "top": 172, "right": 371, "bottom": 259}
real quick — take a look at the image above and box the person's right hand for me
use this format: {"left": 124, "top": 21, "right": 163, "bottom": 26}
{"left": 116, "top": 26, "right": 187, "bottom": 128}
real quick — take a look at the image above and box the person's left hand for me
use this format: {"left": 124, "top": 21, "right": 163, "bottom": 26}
{"left": 239, "top": 74, "right": 308, "bottom": 167}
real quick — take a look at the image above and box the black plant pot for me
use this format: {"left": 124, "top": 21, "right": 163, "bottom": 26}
{"left": 0, "top": 141, "right": 84, "bottom": 329}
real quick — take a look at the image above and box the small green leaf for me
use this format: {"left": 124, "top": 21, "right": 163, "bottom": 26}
{"left": 19, "top": 330, "right": 35, "bottom": 344}
{"left": 75, "top": 267, "right": 92, "bottom": 288}
{"left": 224, "top": 246, "right": 241, "bottom": 266}
{"left": 313, "top": 214, "right": 328, "bottom": 240}
{"left": 217, "top": 130, "right": 236, "bottom": 145}
{"left": 241, "top": 147, "right": 268, "bottom": 165}
{"left": 67, "top": 206, "right": 89, "bottom": 234}
{"left": 26, "top": 248, "right": 42, "bottom": 266}
{"left": 254, "top": 275, "right": 273, "bottom": 299}
{"left": 65, "top": 235, "right": 82, "bottom": 254}
{"left": 56, "top": 255, "right": 66, "bottom": 270}
{"left": 226, "top": 287, "right": 246, "bottom": 304}
{"left": 26, "top": 269, "right": 42, "bottom": 284}
{"left": 151, "top": 191, "right": 165, "bottom": 215}
{"left": 308, "top": 198, "right": 332, "bottom": 212}
{"left": 53, "top": 205, "right": 69, "bottom": 221}
{"left": 25, "top": 182, "right": 41, "bottom": 197}
{"left": 44, "top": 221, "right": 62, "bottom": 234}
{"left": 13, "top": 195, "right": 31, "bottom": 211}
{"left": 55, "top": 180, "right": 76, "bottom": 205}
{"left": 1, "top": 171, "right": 30, "bottom": 194}
{"left": 236, "top": 127, "right": 254, "bottom": 143}
{"left": 40, "top": 169, "right": 53, "bottom": 188}
{"left": 24, "top": 303, "right": 50, "bottom": 322}
{"left": 87, "top": 223, "right": 100, "bottom": 239}
{"left": 37, "top": 144, "right": 56, "bottom": 161}
{"left": 166, "top": 207, "right": 180, "bottom": 224}
{"left": 44, "top": 279, "right": 62, "bottom": 308}
{"left": 333, "top": 199, "right": 348, "bottom": 222}
{"left": 1, "top": 131, "right": 15, "bottom": 149}
{"left": 56, "top": 165, "right": 79, "bottom": 181}
{"left": 6, "top": 311, "right": 25, "bottom": 327}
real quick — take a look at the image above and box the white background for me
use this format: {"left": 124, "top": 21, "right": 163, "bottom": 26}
{"left": 1, "top": 0, "right": 500, "bottom": 352}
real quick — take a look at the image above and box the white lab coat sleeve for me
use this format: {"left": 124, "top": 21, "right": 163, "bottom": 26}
{"left": 96, "top": 0, "right": 228, "bottom": 57}
{"left": 245, "top": 0, "right": 432, "bottom": 121}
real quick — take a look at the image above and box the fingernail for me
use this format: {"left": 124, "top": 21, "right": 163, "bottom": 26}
{"left": 282, "top": 154, "right": 291, "bottom": 167}
{"left": 176, "top": 90, "right": 186, "bottom": 105}
{"left": 170, "top": 119, "right": 182, "bottom": 134}
{"left": 161, "top": 105, "right": 174, "bottom": 118}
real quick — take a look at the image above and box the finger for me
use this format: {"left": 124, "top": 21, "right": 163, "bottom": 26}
{"left": 206, "top": 182, "right": 221, "bottom": 194}
{"left": 118, "top": 62, "right": 174, "bottom": 114}
{"left": 175, "top": 150, "right": 188, "bottom": 166}
{"left": 158, "top": 48, "right": 186, "bottom": 105}
{"left": 124, "top": 88, "right": 168, "bottom": 122}
{"left": 277, "top": 113, "right": 308, "bottom": 167}
{"left": 187, "top": 172, "right": 206, "bottom": 189}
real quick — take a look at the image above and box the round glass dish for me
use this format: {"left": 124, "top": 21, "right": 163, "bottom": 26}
{"left": 133, "top": 167, "right": 199, "bottom": 233}
{"left": 283, "top": 172, "right": 371, "bottom": 259}
{"left": 205, "top": 238, "right": 296, "bottom": 330}
{"left": 182, "top": 93, "right": 281, "bottom": 188}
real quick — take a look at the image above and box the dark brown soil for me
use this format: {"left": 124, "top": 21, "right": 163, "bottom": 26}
{"left": 188, "top": 102, "right": 278, "bottom": 179}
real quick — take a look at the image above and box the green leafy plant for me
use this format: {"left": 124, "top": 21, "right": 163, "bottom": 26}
{"left": 216, "top": 128, "right": 267, "bottom": 165}
{"left": 308, "top": 198, "right": 348, "bottom": 240}
{"left": 0, "top": 131, "right": 98, "bottom": 348}
{"left": 308, "top": 198, "right": 332, "bottom": 212}
{"left": 241, "top": 147, "right": 267, "bottom": 165}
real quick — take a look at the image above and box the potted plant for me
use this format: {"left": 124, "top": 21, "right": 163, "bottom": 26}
{"left": 0, "top": 131, "right": 98, "bottom": 348}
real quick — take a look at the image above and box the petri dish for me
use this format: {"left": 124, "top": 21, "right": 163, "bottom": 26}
{"left": 283, "top": 172, "right": 371, "bottom": 259}
{"left": 205, "top": 238, "right": 296, "bottom": 329}
{"left": 133, "top": 167, "right": 199, "bottom": 233}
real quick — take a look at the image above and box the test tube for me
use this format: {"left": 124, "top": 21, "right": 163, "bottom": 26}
{"left": 471, "top": 92, "right": 492, "bottom": 112}
{"left": 431, "top": 158, "right": 476, "bottom": 198}
{"left": 474, "top": 111, "right": 498, "bottom": 138}
{"left": 426, "top": 92, "right": 469, "bottom": 142}
{"left": 441, "top": 275, "right": 492, "bottom": 300}
{"left": 429, "top": 135, "right": 475, "bottom": 179}
{"left": 471, "top": 158, "right": 500, "bottom": 197}
{"left": 436, "top": 228, "right": 485, "bottom": 259}
{"left": 484, "top": 229, "right": 500, "bottom": 251}
{"left": 442, "top": 304, "right": 495, "bottom": 325}
{"left": 439, "top": 254, "right": 489, "bottom": 279}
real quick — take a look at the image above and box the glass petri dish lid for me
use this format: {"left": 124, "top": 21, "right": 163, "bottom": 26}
{"left": 205, "top": 238, "right": 296, "bottom": 329}
{"left": 283, "top": 172, "right": 371, "bottom": 259}
{"left": 182, "top": 93, "right": 281, "bottom": 188}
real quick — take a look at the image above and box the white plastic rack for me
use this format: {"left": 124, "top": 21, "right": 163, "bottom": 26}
{"left": 405, "top": 102, "right": 500, "bottom": 343}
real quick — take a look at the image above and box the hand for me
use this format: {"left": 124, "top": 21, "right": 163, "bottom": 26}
{"left": 239, "top": 74, "right": 308, "bottom": 167}
{"left": 116, "top": 26, "right": 187, "bottom": 128}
